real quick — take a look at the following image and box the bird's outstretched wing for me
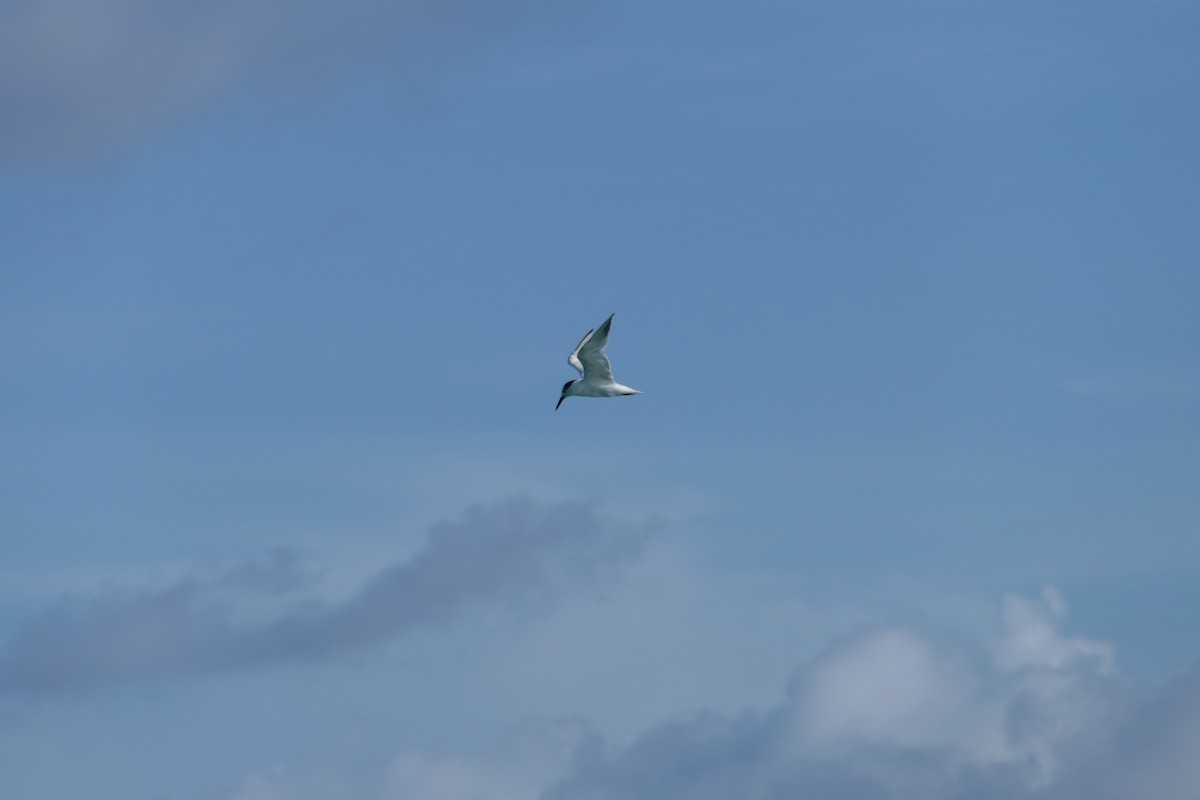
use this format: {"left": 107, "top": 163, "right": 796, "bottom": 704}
{"left": 575, "top": 314, "right": 615, "bottom": 384}
{"left": 567, "top": 327, "right": 594, "bottom": 377}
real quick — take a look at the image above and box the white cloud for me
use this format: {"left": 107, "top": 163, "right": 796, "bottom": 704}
{"left": 785, "top": 586, "right": 1117, "bottom": 786}
{"left": 789, "top": 628, "right": 1007, "bottom": 760}
{"left": 995, "top": 587, "right": 1114, "bottom": 673}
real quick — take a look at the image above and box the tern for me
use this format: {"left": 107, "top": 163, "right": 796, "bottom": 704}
{"left": 556, "top": 313, "right": 642, "bottom": 410}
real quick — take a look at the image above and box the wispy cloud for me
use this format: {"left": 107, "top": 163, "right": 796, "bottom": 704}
{"left": 0, "top": 0, "right": 559, "bottom": 164}
{"left": 0, "top": 496, "right": 651, "bottom": 694}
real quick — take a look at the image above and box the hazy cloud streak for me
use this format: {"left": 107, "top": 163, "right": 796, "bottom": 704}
{"left": 0, "top": 496, "right": 651, "bottom": 694}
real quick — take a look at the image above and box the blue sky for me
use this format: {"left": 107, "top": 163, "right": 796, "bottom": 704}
{"left": 2, "top": 1, "right": 1199, "bottom": 797}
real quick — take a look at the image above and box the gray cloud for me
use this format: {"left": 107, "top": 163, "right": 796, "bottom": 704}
{"left": 0, "top": 0, "right": 560, "bottom": 164}
{"left": 0, "top": 496, "right": 651, "bottom": 694}
{"left": 1067, "top": 663, "right": 1200, "bottom": 800}
{"left": 543, "top": 589, "right": 1200, "bottom": 800}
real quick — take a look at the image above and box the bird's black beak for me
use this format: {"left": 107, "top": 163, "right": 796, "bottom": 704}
{"left": 555, "top": 394, "right": 565, "bottom": 411}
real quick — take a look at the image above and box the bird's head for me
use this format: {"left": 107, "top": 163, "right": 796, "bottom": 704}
{"left": 556, "top": 380, "right": 576, "bottom": 411}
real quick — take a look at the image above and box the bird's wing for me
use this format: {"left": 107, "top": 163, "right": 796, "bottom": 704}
{"left": 567, "top": 327, "right": 594, "bottom": 377}
{"left": 576, "top": 314, "right": 615, "bottom": 384}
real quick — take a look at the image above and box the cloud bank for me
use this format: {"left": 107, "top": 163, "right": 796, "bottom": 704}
{"left": 0, "top": 0, "right": 560, "bottom": 164}
{"left": 212, "top": 587, "right": 1200, "bottom": 800}
{"left": 0, "top": 496, "right": 650, "bottom": 694}
{"left": 544, "top": 588, "right": 1197, "bottom": 800}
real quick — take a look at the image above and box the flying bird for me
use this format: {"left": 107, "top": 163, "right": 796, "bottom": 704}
{"left": 557, "top": 314, "right": 642, "bottom": 410}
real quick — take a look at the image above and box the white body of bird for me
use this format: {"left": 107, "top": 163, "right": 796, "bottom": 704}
{"left": 557, "top": 314, "right": 641, "bottom": 410}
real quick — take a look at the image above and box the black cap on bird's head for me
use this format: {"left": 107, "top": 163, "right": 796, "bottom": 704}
{"left": 556, "top": 379, "right": 576, "bottom": 411}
